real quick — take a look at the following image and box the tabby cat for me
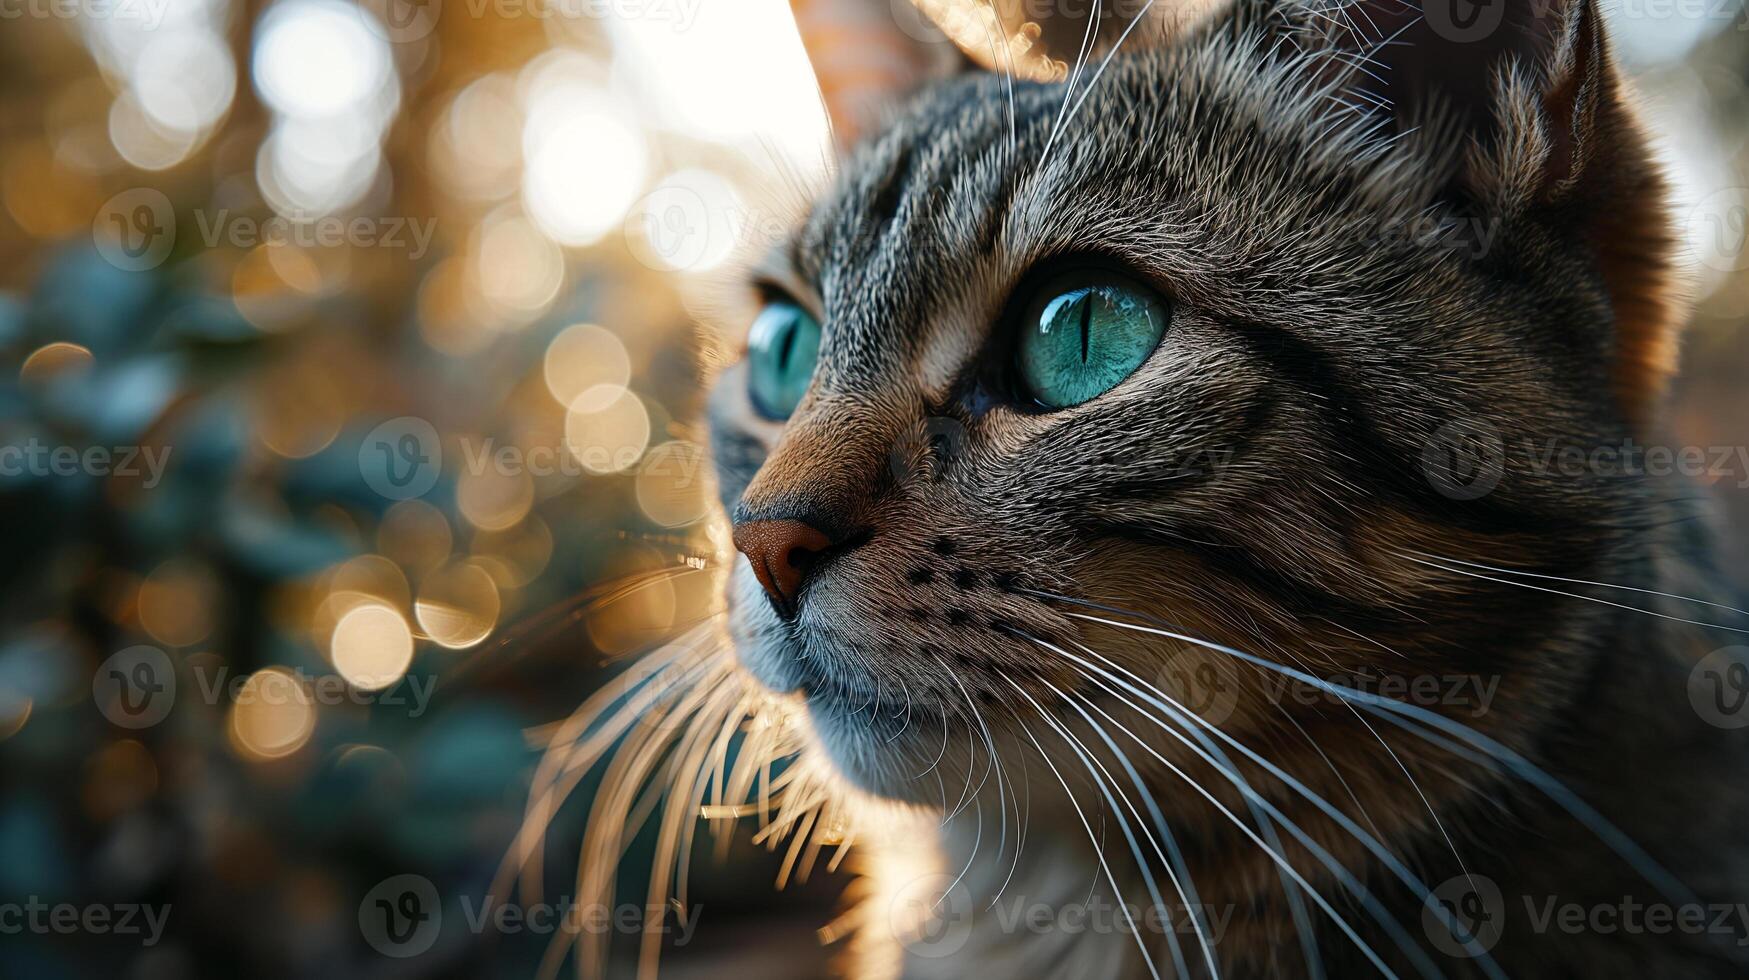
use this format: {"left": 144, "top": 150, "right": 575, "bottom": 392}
{"left": 559, "top": 0, "right": 1749, "bottom": 976}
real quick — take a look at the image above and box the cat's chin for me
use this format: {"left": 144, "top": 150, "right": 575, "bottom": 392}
{"left": 730, "top": 608, "right": 967, "bottom": 806}
{"left": 799, "top": 692, "right": 955, "bottom": 807}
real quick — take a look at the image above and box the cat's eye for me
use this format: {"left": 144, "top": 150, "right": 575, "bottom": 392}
{"left": 1016, "top": 273, "right": 1170, "bottom": 409}
{"left": 746, "top": 300, "right": 822, "bottom": 420}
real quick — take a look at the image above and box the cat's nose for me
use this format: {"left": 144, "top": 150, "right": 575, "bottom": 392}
{"left": 732, "top": 519, "right": 835, "bottom": 619}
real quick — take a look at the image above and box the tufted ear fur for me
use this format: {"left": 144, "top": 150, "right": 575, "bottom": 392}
{"left": 791, "top": 0, "right": 1205, "bottom": 152}
{"left": 1307, "top": 0, "right": 1685, "bottom": 427}
{"left": 789, "top": 0, "right": 974, "bottom": 152}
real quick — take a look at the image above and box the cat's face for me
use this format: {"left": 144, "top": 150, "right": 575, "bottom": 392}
{"left": 707, "top": 0, "right": 1677, "bottom": 806}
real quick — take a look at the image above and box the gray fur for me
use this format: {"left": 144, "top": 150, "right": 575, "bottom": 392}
{"left": 699, "top": 1, "right": 1749, "bottom": 976}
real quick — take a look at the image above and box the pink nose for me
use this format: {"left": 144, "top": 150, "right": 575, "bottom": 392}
{"left": 732, "top": 519, "right": 834, "bottom": 618}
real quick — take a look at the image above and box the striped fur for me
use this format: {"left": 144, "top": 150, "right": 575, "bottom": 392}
{"left": 700, "top": 2, "right": 1747, "bottom": 976}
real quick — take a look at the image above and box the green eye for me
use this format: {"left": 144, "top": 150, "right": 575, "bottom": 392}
{"left": 747, "top": 301, "right": 822, "bottom": 420}
{"left": 1017, "top": 274, "right": 1169, "bottom": 409}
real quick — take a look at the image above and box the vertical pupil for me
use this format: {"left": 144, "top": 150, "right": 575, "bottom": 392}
{"left": 775, "top": 316, "right": 797, "bottom": 373}
{"left": 1077, "top": 293, "right": 1093, "bottom": 363}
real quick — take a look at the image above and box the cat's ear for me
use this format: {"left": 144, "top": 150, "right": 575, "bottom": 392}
{"left": 1308, "top": 0, "right": 1615, "bottom": 187}
{"left": 791, "top": 1, "right": 1197, "bottom": 151}
{"left": 1319, "top": 0, "right": 1681, "bottom": 425}
{"left": 789, "top": 0, "right": 974, "bottom": 151}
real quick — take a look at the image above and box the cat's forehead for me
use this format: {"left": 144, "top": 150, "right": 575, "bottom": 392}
{"left": 765, "top": 30, "right": 1474, "bottom": 406}
{"left": 781, "top": 75, "right": 1030, "bottom": 389}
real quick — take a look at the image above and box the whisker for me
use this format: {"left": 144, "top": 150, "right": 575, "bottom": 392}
{"left": 1048, "top": 596, "right": 1698, "bottom": 908}
{"left": 1057, "top": 0, "right": 1160, "bottom": 147}
{"left": 1035, "top": 0, "right": 1104, "bottom": 175}
{"left": 1015, "top": 633, "right": 1437, "bottom": 979}
{"left": 1399, "top": 553, "right": 1749, "bottom": 636}
{"left": 1405, "top": 549, "right": 1749, "bottom": 621}
{"left": 1038, "top": 677, "right": 1219, "bottom": 979}
{"left": 496, "top": 629, "right": 717, "bottom": 906}
{"left": 1011, "top": 710, "right": 1167, "bottom": 980}
{"left": 975, "top": 0, "right": 1019, "bottom": 153}
{"left": 454, "top": 564, "right": 706, "bottom": 681}
{"left": 639, "top": 685, "right": 745, "bottom": 979}
{"left": 938, "top": 657, "right": 1015, "bottom": 910}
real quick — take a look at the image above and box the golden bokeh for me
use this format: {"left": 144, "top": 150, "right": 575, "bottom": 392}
{"left": 414, "top": 560, "right": 501, "bottom": 649}
{"left": 329, "top": 603, "right": 415, "bottom": 691}
{"left": 455, "top": 464, "right": 535, "bottom": 531}
{"left": 232, "top": 243, "right": 323, "bottom": 331}
{"left": 228, "top": 668, "right": 317, "bottom": 762}
{"left": 253, "top": 360, "right": 347, "bottom": 459}
{"left": 377, "top": 499, "right": 453, "bottom": 577}
{"left": 563, "top": 385, "right": 650, "bottom": 476}
{"left": 2, "top": 140, "right": 101, "bottom": 238}
{"left": 542, "top": 323, "right": 630, "bottom": 410}
{"left": 470, "top": 211, "right": 564, "bottom": 324}
{"left": 635, "top": 440, "right": 710, "bottom": 527}
{"left": 327, "top": 554, "right": 412, "bottom": 612}
{"left": 417, "top": 257, "right": 496, "bottom": 357}
{"left": 138, "top": 559, "right": 218, "bottom": 648}
{"left": 0, "top": 695, "right": 30, "bottom": 743}
{"left": 311, "top": 555, "right": 411, "bottom": 651}
{"left": 83, "top": 738, "right": 158, "bottom": 820}
{"left": 582, "top": 545, "right": 714, "bottom": 657}
{"left": 470, "top": 515, "right": 553, "bottom": 589}
{"left": 19, "top": 342, "right": 94, "bottom": 383}
{"left": 430, "top": 73, "right": 521, "bottom": 202}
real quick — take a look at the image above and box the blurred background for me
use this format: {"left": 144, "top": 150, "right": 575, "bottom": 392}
{"left": 0, "top": 1, "right": 1743, "bottom": 978}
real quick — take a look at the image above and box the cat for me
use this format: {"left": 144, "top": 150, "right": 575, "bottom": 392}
{"left": 550, "top": 1, "right": 1749, "bottom": 977}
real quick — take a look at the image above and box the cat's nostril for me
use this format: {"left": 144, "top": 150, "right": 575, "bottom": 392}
{"left": 732, "top": 519, "right": 838, "bottom": 619}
